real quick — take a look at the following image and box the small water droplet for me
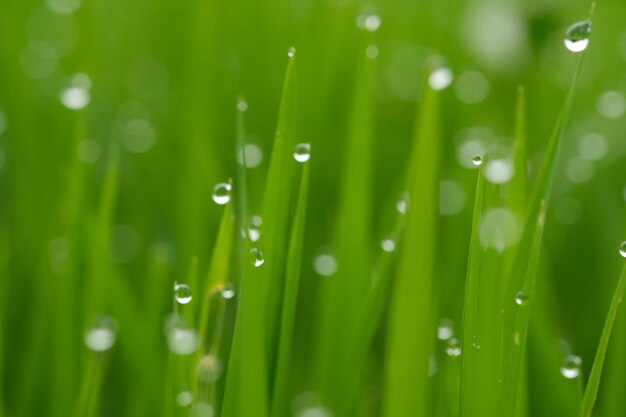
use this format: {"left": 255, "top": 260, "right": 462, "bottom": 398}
{"left": 515, "top": 290, "right": 529, "bottom": 306}
{"left": 428, "top": 67, "right": 453, "bottom": 91}
{"left": 288, "top": 47, "right": 296, "bottom": 58}
{"left": 313, "top": 253, "right": 338, "bottom": 276}
{"left": 250, "top": 248, "right": 265, "bottom": 267}
{"left": 212, "top": 182, "right": 232, "bottom": 205}
{"left": 176, "top": 390, "right": 193, "bottom": 407}
{"left": 237, "top": 143, "right": 263, "bottom": 168}
{"left": 164, "top": 314, "right": 199, "bottom": 355}
{"left": 446, "top": 337, "right": 462, "bottom": 357}
{"left": 365, "top": 44, "right": 379, "bottom": 59}
{"left": 221, "top": 282, "right": 236, "bottom": 299}
{"left": 396, "top": 192, "right": 409, "bottom": 214}
{"left": 560, "top": 354, "right": 582, "bottom": 379}
{"left": 293, "top": 143, "right": 311, "bottom": 163}
{"left": 437, "top": 319, "right": 454, "bottom": 340}
{"left": 174, "top": 283, "right": 192, "bottom": 304}
{"left": 619, "top": 241, "right": 626, "bottom": 257}
{"left": 84, "top": 316, "right": 117, "bottom": 352}
{"left": 198, "top": 354, "right": 224, "bottom": 383}
{"left": 472, "top": 335, "right": 481, "bottom": 349}
{"left": 60, "top": 86, "right": 90, "bottom": 110}
{"left": 472, "top": 154, "right": 483, "bottom": 166}
{"left": 380, "top": 237, "right": 396, "bottom": 253}
{"left": 564, "top": 20, "right": 592, "bottom": 52}
{"left": 237, "top": 99, "right": 248, "bottom": 112}
{"left": 357, "top": 11, "right": 381, "bottom": 32}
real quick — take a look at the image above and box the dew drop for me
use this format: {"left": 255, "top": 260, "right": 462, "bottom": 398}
{"left": 428, "top": 67, "right": 453, "bottom": 91}
{"left": 212, "top": 182, "right": 232, "bottom": 205}
{"left": 174, "top": 283, "right": 192, "bottom": 304}
{"left": 176, "top": 390, "right": 193, "bottom": 407}
{"left": 437, "top": 319, "right": 454, "bottom": 340}
{"left": 396, "top": 192, "right": 409, "bottom": 214}
{"left": 357, "top": 12, "right": 381, "bottom": 32}
{"left": 198, "top": 354, "right": 224, "bottom": 383}
{"left": 84, "top": 316, "right": 117, "bottom": 352}
{"left": 288, "top": 47, "right": 296, "bottom": 58}
{"left": 221, "top": 282, "right": 236, "bottom": 299}
{"left": 293, "top": 143, "right": 311, "bottom": 163}
{"left": 250, "top": 248, "right": 265, "bottom": 267}
{"left": 164, "top": 314, "right": 199, "bottom": 355}
{"left": 560, "top": 354, "right": 582, "bottom": 379}
{"left": 446, "top": 337, "right": 462, "bottom": 357}
{"left": 365, "top": 44, "right": 379, "bottom": 60}
{"left": 60, "top": 86, "right": 90, "bottom": 110}
{"left": 514, "top": 290, "right": 529, "bottom": 306}
{"left": 380, "top": 237, "right": 396, "bottom": 253}
{"left": 472, "top": 154, "right": 483, "bottom": 166}
{"left": 313, "top": 253, "right": 338, "bottom": 276}
{"left": 237, "top": 99, "right": 248, "bottom": 112}
{"left": 619, "top": 241, "right": 626, "bottom": 258}
{"left": 564, "top": 20, "right": 591, "bottom": 53}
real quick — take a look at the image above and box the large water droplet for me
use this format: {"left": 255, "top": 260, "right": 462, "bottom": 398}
{"left": 176, "top": 390, "right": 193, "bottom": 407}
{"left": 288, "top": 47, "right": 296, "bottom": 58}
{"left": 294, "top": 143, "right": 311, "bottom": 163}
{"left": 619, "top": 241, "right": 626, "bottom": 258}
{"left": 250, "top": 248, "right": 264, "bottom": 267}
{"left": 174, "top": 283, "right": 192, "bottom": 304}
{"left": 472, "top": 154, "right": 483, "bottom": 166}
{"left": 560, "top": 354, "right": 582, "bottom": 379}
{"left": 437, "top": 319, "right": 454, "bottom": 340}
{"left": 564, "top": 20, "right": 591, "bottom": 52}
{"left": 61, "top": 86, "right": 90, "bottom": 110}
{"left": 221, "top": 282, "right": 236, "bottom": 299}
{"left": 428, "top": 67, "right": 453, "bottom": 91}
{"left": 84, "top": 316, "right": 117, "bottom": 352}
{"left": 514, "top": 290, "right": 529, "bottom": 306}
{"left": 446, "top": 337, "right": 462, "bottom": 357}
{"left": 212, "top": 182, "right": 232, "bottom": 205}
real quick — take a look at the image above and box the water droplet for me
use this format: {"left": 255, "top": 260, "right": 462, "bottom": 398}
{"left": 428, "top": 67, "right": 453, "bottom": 91}
{"left": 357, "top": 12, "right": 381, "bottom": 32}
{"left": 237, "top": 99, "right": 248, "bottom": 112}
{"left": 437, "top": 319, "right": 454, "bottom": 340}
{"left": 60, "top": 86, "right": 90, "bottom": 110}
{"left": 396, "top": 192, "right": 409, "bottom": 214}
{"left": 514, "top": 290, "right": 529, "bottom": 306}
{"left": 221, "top": 282, "right": 236, "bottom": 299}
{"left": 365, "top": 44, "right": 379, "bottom": 59}
{"left": 380, "top": 237, "right": 396, "bottom": 253}
{"left": 288, "top": 47, "right": 296, "bottom": 58}
{"left": 198, "top": 354, "right": 224, "bottom": 383}
{"left": 164, "top": 314, "right": 199, "bottom": 355}
{"left": 84, "top": 316, "right": 117, "bottom": 352}
{"left": 485, "top": 159, "right": 513, "bottom": 184}
{"left": 472, "top": 154, "right": 483, "bottom": 166}
{"left": 564, "top": 20, "right": 591, "bottom": 52}
{"left": 212, "top": 182, "right": 232, "bottom": 205}
{"left": 619, "top": 241, "right": 626, "bottom": 257}
{"left": 472, "top": 335, "right": 481, "bottom": 349}
{"left": 597, "top": 91, "right": 625, "bottom": 119}
{"left": 174, "top": 283, "right": 192, "bottom": 304}
{"left": 293, "top": 143, "right": 311, "bottom": 163}
{"left": 560, "top": 354, "right": 582, "bottom": 379}
{"left": 250, "top": 248, "right": 264, "bottom": 267}
{"left": 176, "top": 390, "right": 193, "bottom": 407}
{"left": 313, "top": 253, "right": 338, "bottom": 276}
{"left": 237, "top": 143, "right": 263, "bottom": 168}
{"left": 248, "top": 224, "right": 261, "bottom": 242}
{"left": 479, "top": 207, "right": 522, "bottom": 253}
{"left": 446, "top": 337, "right": 462, "bottom": 357}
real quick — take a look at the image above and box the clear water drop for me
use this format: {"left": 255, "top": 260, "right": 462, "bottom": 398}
{"left": 446, "top": 337, "right": 462, "bottom": 357}
{"left": 365, "top": 44, "right": 379, "bottom": 60}
{"left": 84, "top": 316, "right": 117, "bottom": 352}
{"left": 164, "top": 314, "right": 199, "bottom": 355}
{"left": 472, "top": 154, "right": 483, "bottom": 166}
{"left": 248, "top": 224, "right": 261, "bottom": 242}
{"left": 237, "top": 99, "right": 248, "bottom": 112}
{"left": 357, "top": 12, "right": 381, "bottom": 32}
{"left": 174, "top": 283, "right": 192, "bottom": 304}
{"left": 212, "top": 182, "right": 232, "bottom": 205}
{"left": 60, "top": 86, "right": 90, "bottom": 110}
{"left": 560, "top": 354, "right": 582, "bottom": 379}
{"left": 221, "top": 282, "right": 236, "bottom": 299}
{"left": 428, "top": 67, "right": 454, "bottom": 91}
{"left": 288, "top": 47, "right": 296, "bottom": 58}
{"left": 380, "top": 237, "right": 396, "bottom": 253}
{"left": 564, "top": 20, "right": 591, "bottom": 52}
{"left": 313, "top": 253, "right": 338, "bottom": 276}
{"left": 396, "top": 192, "right": 409, "bottom": 214}
{"left": 437, "top": 319, "right": 454, "bottom": 340}
{"left": 620, "top": 241, "right": 626, "bottom": 258}
{"left": 514, "top": 290, "right": 529, "bottom": 306}
{"left": 293, "top": 143, "right": 311, "bottom": 163}
{"left": 176, "top": 390, "right": 193, "bottom": 407}
{"left": 250, "top": 248, "right": 264, "bottom": 267}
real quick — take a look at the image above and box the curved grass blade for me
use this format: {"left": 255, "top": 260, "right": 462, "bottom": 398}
{"left": 579, "top": 262, "right": 626, "bottom": 417}
{"left": 382, "top": 71, "right": 440, "bottom": 417}
{"left": 270, "top": 162, "right": 309, "bottom": 417}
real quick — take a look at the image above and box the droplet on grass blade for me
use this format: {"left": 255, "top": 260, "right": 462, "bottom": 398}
{"left": 198, "top": 354, "right": 224, "bottom": 383}
{"left": 250, "top": 248, "right": 264, "bottom": 267}
{"left": 619, "top": 241, "right": 626, "bottom": 258}
{"left": 84, "top": 316, "right": 117, "bottom": 352}
{"left": 313, "top": 253, "right": 338, "bottom": 276}
{"left": 288, "top": 47, "right": 296, "bottom": 58}
{"left": 437, "top": 319, "right": 454, "bottom": 340}
{"left": 237, "top": 143, "right": 263, "bottom": 168}
{"left": 221, "top": 282, "right": 236, "bottom": 299}
{"left": 428, "top": 66, "right": 453, "bottom": 91}
{"left": 472, "top": 154, "right": 483, "bottom": 166}
{"left": 356, "top": 11, "right": 381, "bottom": 32}
{"left": 236, "top": 99, "right": 248, "bottom": 112}
{"left": 560, "top": 354, "right": 582, "bottom": 379}
{"left": 293, "top": 143, "right": 311, "bottom": 163}
{"left": 176, "top": 390, "right": 193, "bottom": 407}
{"left": 446, "top": 337, "right": 462, "bottom": 357}
{"left": 564, "top": 20, "right": 591, "bottom": 52}
{"left": 211, "top": 182, "right": 232, "bottom": 205}
{"left": 164, "top": 314, "right": 199, "bottom": 355}
{"left": 396, "top": 191, "right": 409, "bottom": 214}
{"left": 60, "top": 86, "right": 90, "bottom": 110}
{"left": 380, "top": 237, "right": 396, "bottom": 252}
{"left": 174, "top": 283, "right": 192, "bottom": 304}
{"left": 514, "top": 290, "right": 529, "bottom": 306}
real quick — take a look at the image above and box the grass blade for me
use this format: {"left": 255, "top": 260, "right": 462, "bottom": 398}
{"left": 579, "top": 262, "right": 626, "bottom": 417}
{"left": 382, "top": 70, "right": 440, "bottom": 417}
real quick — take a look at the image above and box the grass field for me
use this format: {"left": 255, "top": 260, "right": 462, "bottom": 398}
{"left": 1, "top": 0, "right": 626, "bottom": 416}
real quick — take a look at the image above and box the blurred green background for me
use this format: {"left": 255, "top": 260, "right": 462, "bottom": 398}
{"left": 1, "top": 0, "right": 626, "bottom": 416}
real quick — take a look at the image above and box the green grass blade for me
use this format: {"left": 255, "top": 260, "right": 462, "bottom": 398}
{"left": 382, "top": 73, "right": 440, "bottom": 417}
{"left": 222, "top": 51, "right": 298, "bottom": 417}
{"left": 579, "top": 262, "right": 626, "bottom": 417}
{"left": 459, "top": 167, "right": 485, "bottom": 417}
{"left": 270, "top": 162, "right": 309, "bottom": 417}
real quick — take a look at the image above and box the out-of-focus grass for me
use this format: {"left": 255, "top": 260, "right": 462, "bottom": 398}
{"left": 2, "top": 0, "right": 626, "bottom": 417}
